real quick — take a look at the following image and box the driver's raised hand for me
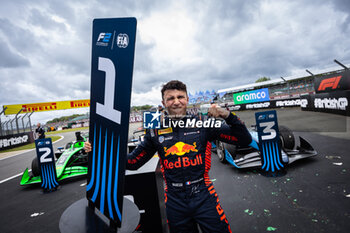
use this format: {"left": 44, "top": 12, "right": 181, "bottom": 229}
{"left": 84, "top": 141, "right": 92, "bottom": 153}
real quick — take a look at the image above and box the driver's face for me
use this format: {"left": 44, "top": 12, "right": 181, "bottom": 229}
{"left": 162, "top": 89, "right": 188, "bottom": 117}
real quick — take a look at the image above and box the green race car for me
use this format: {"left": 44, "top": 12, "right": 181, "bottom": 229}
{"left": 20, "top": 132, "right": 89, "bottom": 186}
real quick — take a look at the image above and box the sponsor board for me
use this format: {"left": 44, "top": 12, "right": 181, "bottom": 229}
{"left": 0, "top": 132, "right": 34, "bottom": 151}
{"left": 246, "top": 102, "right": 270, "bottom": 109}
{"left": 314, "top": 70, "right": 350, "bottom": 94}
{"left": 233, "top": 88, "right": 270, "bottom": 104}
{"left": 3, "top": 99, "right": 90, "bottom": 115}
{"left": 314, "top": 97, "right": 348, "bottom": 110}
{"left": 275, "top": 99, "right": 302, "bottom": 107}
{"left": 301, "top": 91, "right": 350, "bottom": 116}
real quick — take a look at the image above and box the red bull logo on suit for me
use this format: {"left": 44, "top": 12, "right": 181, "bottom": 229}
{"left": 163, "top": 154, "right": 203, "bottom": 169}
{"left": 164, "top": 142, "right": 198, "bottom": 156}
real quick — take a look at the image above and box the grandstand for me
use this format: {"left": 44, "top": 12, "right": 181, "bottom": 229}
{"left": 216, "top": 62, "right": 349, "bottom": 104}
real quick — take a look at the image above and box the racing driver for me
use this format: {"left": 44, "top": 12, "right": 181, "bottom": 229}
{"left": 85, "top": 80, "right": 252, "bottom": 233}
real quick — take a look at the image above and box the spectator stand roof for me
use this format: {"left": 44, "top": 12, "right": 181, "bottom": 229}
{"left": 217, "top": 64, "right": 349, "bottom": 95}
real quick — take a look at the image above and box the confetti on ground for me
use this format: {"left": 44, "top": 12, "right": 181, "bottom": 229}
{"left": 210, "top": 179, "right": 216, "bottom": 182}
{"left": 80, "top": 182, "right": 87, "bottom": 186}
{"left": 30, "top": 212, "right": 44, "bottom": 217}
{"left": 244, "top": 209, "right": 254, "bottom": 216}
{"left": 346, "top": 194, "right": 350, "bottom": 198}
{"left": 271, "top": 192, "right": 278, "bottom": 196}
{"left": 299, "top": 190, "right": 303, "bottom": 193}
{"left": 325, "top": 155, "right": 341, "bottom": 160}
{"left": 264, "top": 209, "right": 271, "bottom": 216}
{"left": 333, "top": 162, "right": 343, "bottom": 166}
{"left": 266, "top": 226, "right": 277, "bottom": 231}
{"left": 312, "top": 219, "right": 318, "bottom": 223}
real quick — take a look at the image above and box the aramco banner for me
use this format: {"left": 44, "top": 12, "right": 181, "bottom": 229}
{"left": 233, "top": 88, "right": 270, "bottom": 104}
{"left": 3, "top": 99, "right": 90, "bottom": 115}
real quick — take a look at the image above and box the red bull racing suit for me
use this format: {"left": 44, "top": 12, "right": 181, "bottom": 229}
{"left": 127, "top": 113, "right": 252, "bottom": 233}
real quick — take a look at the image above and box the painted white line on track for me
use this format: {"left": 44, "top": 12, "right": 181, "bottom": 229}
{"left": 0, "top": 135, "right": 64, "bottom": 161}
{"left": 0, "top": 169, "right": 32, "bottom": 184}
{"left": 0, "top": 149, "right": 35, "bottom": 161}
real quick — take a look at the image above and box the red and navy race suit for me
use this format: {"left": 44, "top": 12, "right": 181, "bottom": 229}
{"left": 127, "top": 113, "right": 252, "bottom": 233}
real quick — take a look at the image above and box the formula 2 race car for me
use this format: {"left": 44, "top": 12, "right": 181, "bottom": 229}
{"left": 214, "top": 125, "right": 317, "bottom": 169}
{"left": 20, "top": 132, "right": 89, "bottom": 186}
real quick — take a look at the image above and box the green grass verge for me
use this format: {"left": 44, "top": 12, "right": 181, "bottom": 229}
{"left": 0, "top": 135, "right": 62, "bottom": 153}
{"left": 46, "top": 127, "right": 89, "bottom": 135}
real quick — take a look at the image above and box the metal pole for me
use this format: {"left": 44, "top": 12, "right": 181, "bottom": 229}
{"left": 28, "top": 111, "right": 34, "bottom": 132}
{"left": 334, "top": 59, "right": 349, "bottom": 70}
{"left": 1, "top": 122, "right": 6, "bottom": 136}
{"left": 0, "top": 107, "right": 7, "bottom": 137}
{"left": 21, "top": 113, "right": 29, "bottom": 133}
{"left": 10, "top": 118, "right": 16, "bottom": 135}
{"left": 15, "top": 108, "right": 23, "bottom": 134}
{"left": 4, "top": 120, "right": 10, "bottom": 136}
{"left": 305, "top": 69, "right": 314, "bottom": 76}
{"left": 280, "top": 77, "right": 289, "bottom": 97}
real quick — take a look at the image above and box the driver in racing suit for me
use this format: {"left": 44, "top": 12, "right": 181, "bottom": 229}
{"left": 85, "top": 80, "right": 252, "bottom": 233}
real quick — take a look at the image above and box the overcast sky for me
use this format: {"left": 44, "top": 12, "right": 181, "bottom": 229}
{"left": 0, "top": 0, "right": 350, "bottom": 124}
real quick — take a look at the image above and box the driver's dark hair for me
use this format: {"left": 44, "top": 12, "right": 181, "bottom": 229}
{"left": 161, "top": 80, "right": 187, "bottom": 99}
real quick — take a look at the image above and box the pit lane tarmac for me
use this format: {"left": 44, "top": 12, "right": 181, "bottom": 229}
{"left": 0, "top": 108, "right": 349, "bottom": 233}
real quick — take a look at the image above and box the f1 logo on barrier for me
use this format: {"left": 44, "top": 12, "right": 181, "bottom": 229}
{"left": 35, "top": 138, "right": 59, "bottom": 191}
{"left": 317, "top": 76, "right": 342, "bottom": 91}
{"left": 255, "top": 110, "right": 285, "bottom": 173}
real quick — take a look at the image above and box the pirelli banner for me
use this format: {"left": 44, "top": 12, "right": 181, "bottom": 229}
{"left": 314, "top": 70, "right": 350, "bottom": 94}
{"left": 3, "top": 99, "right": 90, "bottom": 115}
{"left": 301, "top": 91, "right": 350, "bottom": 116}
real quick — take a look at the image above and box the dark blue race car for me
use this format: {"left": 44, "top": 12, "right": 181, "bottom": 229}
{"left": 214, "top": 125, "right": 317, "bottom": 169}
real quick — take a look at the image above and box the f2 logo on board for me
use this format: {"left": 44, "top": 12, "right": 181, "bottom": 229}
{"left": 97, "top": 33, "right": 112, "bottom": 42}
{"left": 259, "top": 121, "right": 277, "bottom": 140}
{"left": 96, "top": 57, "right": 122, "bottom": 125}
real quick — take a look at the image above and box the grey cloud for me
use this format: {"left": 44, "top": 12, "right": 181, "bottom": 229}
{"left": 0, "top": 18, "right": 42, "bottom": 53}
{"left": 29, "top": 8, "right": 67, "bottom": 31}
{"left": 0, "top": 39, "right": 30, "bottom": 68}
{"left": 330, "top": 0, "right": 350, "bottom": 31}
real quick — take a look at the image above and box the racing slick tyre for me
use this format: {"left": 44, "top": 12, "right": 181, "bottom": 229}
{"left": 31, "top": 157, "right": 40, "bottom": 177}
{"left": 279, "top": 125, "right": 295, "bottom": 150}
{"left": 216, "top": 141, "right": 227, "bottom": 163}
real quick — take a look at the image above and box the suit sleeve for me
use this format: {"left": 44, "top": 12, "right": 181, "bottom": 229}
{"left": 209, "top": 113, "right": 252, "bottom": 146}
{"left": 126, "top": 130, "right": 157, "bottom": 171}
